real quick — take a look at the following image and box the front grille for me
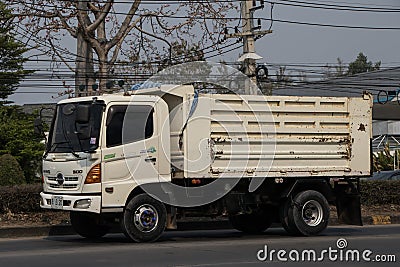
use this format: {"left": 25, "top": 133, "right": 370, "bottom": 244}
{"left": 47, "top": 176, "right": 80, "bottom": 190}
{"left": 49, "top": 184, "right": 78, "bottom": 189}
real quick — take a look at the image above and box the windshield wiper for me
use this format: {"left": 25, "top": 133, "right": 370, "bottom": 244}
{"left": 67, "top": 148, "right": 80, "bottom": 158}
{"left": 43, "top": 142, "right": 63, "bottom": 159}
{"left": 43, "top": 141, "right": 80, "bottom": 159}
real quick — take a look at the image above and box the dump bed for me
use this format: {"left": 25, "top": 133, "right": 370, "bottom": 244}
{"left": 184, "top": 94, "right": 372, "bottom": 179}
{"left": 136, "top": 86, "right": 372, "bottom": 179}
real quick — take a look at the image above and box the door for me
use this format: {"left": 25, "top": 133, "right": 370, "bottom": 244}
{"left": 101, "top": 102, "right": 160, "bottom": 209}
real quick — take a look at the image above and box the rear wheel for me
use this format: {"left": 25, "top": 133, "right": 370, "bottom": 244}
{"left": 229, "top": 212, "right": 272, "bottom": 234}
{"left": 280, "top": 190, "right": 330, "bottom": 236}
{"left": 121, "top": 194, "right": 167, "bottom": 242}
{"left": 70, "top": 211, "right": 109, "bottom": 239}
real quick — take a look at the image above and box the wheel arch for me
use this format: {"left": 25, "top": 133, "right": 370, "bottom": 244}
{"left": 125, "top": 186, "right": 146, "bottom": 208}
{"left": 280, "top": 178, "right": 335, "bottom": 203}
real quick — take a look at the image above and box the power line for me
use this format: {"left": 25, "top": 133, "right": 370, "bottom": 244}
{"left": 21, "top": 57, "right": 400, "bottom": 68}
{"left": 14, "top": 0, "right": 400, "bottom": 12}
{"left": 308, "top": 0, "right": 400, "bottom": 9}
{"left": 270, "top": 0, "right": 400, "bottom": 12}
{"left": 259, "top": 17, "right": 400, "bottom": 30}
{"left": 14, "top": 18, "right": 243, "bottom": 67}
{"left": 12, "top": 1, "right": 400, "bottom": 30}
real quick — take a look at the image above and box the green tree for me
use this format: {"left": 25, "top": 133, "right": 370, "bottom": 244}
{"left": 0, "top": 1, "right": 32, "bottom": 102}
{"left": 347, "top": 52, "right": 381, "bottom": 76}
{"left": 0, "top": 105, "right": 45, "bottom": 183}
{"left": 0, "top": 154, "right": 25, "bottom": 186}
{"left": 373, "top": 143, "right": 399, "bottom": 172}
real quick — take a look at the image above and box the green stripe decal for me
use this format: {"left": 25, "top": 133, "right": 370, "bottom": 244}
{"left": 104, "top": 153, "right": 116, "bottom": 160}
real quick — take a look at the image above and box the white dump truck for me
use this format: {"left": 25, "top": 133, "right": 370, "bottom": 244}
{"left": 37, "top": 85, "right": 372, "bottom": 242}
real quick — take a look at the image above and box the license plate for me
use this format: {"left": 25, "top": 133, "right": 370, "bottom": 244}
{"left": 51, "top": 196, "right": 63, "bottom": 210}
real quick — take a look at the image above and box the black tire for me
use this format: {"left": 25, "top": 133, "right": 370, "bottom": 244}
{"left": 229, "top": 212, "right": 272, "bottom": 234}
{"left": 280, "top": 199, "right": 301, "bottom": 236}
{"left": 122, "top": 194, "right": 167, "bottom": 242}
{"left": 70, "top": 211, "right": 109, "bottom": 239}
{"left": 282, "top": 190, "right": 330, "bottom": 236}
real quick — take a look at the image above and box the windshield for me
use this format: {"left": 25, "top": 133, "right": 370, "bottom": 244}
{"left": 47, "top": 101, "right": 104, "bottom": 153}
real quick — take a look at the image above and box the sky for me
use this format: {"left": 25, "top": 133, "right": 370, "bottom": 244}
{"left": 8, "top": 0, "right": 400, "bottom": 105}
{"left": 251, "top": 0, "right": 400, "bottom": 65}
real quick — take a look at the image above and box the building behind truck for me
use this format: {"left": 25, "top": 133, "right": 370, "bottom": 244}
{"left": 38, "top": 85, "right": 372, "bottom": 242}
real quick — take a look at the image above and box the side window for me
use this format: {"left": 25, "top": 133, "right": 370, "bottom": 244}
{"left": 106, "top": 105, "right": 154, "bottom": 147}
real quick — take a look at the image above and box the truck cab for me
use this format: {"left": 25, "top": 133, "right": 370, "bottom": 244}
{"left": 40, "top": 92, "right": 171, "bottom": 207}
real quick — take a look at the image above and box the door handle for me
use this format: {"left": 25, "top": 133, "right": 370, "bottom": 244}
{"left": 145, "top": 157, "right": 157, "bottom": 162}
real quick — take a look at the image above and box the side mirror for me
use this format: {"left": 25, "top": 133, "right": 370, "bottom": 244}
{"left": 34, "top": 117, "right": 44, "bottom": 135}
{"left": 76, "top": 105, "right": 90, "bottom": 123}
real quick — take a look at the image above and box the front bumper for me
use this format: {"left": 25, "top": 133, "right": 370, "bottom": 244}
{"left": 40, "top": 192, "right": 101, "bottom": 214}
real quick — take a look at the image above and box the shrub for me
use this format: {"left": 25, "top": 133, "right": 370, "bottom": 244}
{"left": 360, "top": 180, "right": 400, "bottom": 206}
{"left": 0, "top": 154, "right": 25, "bottom": 186}
{"left": 0, "top": 184, "right": 42, "bottom": 213}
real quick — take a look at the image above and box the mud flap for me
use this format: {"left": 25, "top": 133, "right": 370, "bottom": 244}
{"left": 166, "top": 206, "right": 177, "bottom": 230}
{"left": 335, "top": 180, "right": 362, "bottom": 226}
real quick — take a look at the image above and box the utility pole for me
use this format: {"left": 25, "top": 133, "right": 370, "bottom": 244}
{"left": 226, "top": 0, "right": 272, "bottom": 95}
{"left": 242, "top": 0, "right": 257, "bottom": 93}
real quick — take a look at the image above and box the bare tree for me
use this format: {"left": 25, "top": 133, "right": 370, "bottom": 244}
{"left": 323, "top": 57, "right": 347, "bottom": 79}
{"left": 11, "top": 0, "right": 235, "bottom": 94}
{"left": 274, "top": 66, "right": 292, "bottom": 88}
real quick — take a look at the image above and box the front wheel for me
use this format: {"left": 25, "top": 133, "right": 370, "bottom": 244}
{"left": 70, "top": 211, "right": 109, "bottom": 239}
{"left": 121, "top": 194, "right": 167, "bottom": 242}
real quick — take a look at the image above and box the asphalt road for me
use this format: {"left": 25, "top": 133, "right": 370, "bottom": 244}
{"left": 0, "top": 225, "right": 398, "bottom": 267}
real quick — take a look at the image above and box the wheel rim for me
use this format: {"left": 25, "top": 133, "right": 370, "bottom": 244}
{"left": 134, "top": 204, "right": 159, "bottom": 232}
{"left": 301, "top": 200, "right": 323, "bottom": 227}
